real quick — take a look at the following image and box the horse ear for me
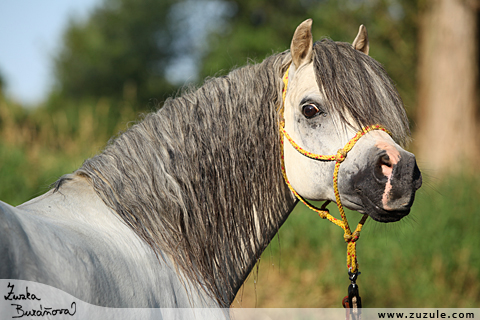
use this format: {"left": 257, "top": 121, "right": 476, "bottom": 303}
{"left": 352, "top": 25, "right": 369, "bottom": 55}
{"left": 291, "top": 19, "right": 313, "bottom": 69}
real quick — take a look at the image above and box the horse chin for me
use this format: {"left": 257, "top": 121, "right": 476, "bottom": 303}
{"left": 356, "top": 192, "right": 411, "bottom": 223}
{"left": 364, "top": 208, "right": 410, "bottom": 223}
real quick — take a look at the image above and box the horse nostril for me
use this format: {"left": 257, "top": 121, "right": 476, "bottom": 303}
{"left": 380, "top": 154, "right": 392, "bottom": 168}
{"left": 377, "top": 154, "right": 393, "bottom": 178}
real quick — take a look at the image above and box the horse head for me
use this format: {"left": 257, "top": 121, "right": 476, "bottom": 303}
{"left": 282, "top": 19, "right": 422, "bottom": 223}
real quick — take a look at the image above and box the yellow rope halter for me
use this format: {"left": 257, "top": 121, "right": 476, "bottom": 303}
{"left": 279, "top": 66, "right": 391, "bottom": 273}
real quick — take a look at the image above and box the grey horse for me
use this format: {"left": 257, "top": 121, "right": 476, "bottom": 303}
{"left": 0, "top": 19, "right": 421, "bottom": 312}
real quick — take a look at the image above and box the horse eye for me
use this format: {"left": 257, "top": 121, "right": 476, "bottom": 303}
{"left": 302, "top": 104, "right": 320, "bottom": 118}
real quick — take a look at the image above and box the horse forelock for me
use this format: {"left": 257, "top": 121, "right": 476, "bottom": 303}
{"left": 73, "top": 51, "right": 295, "bottom": 307}
{"left": 312, "top": 39, "right": 410, "bottom": 146}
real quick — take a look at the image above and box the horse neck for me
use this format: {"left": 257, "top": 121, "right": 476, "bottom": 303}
{"left": 76, "top": 52, "right": 295, "bottom": 306}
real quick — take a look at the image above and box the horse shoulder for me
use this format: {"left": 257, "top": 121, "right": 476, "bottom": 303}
{"left": 2, "top": 176, "right": 216, "bottom": 307}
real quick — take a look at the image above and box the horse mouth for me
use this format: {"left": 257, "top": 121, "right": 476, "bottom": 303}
{"left": 356, "top": 190, "right": 411, "bottom": 223}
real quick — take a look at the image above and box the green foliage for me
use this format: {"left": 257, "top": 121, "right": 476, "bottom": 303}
{"left": 0, "top": 93, "right": 136, "bottom": 206}
{"left": 51, "top": 0, "right": 177, "bottom": 112}
{"left": 0, "top": 143, "right": 82, "bottom": 205}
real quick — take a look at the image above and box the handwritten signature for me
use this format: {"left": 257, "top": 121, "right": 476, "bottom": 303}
{"left": 4, "top": 282, "right": 76, "bottom": 318}
{"left": 10, "top": 303, "right": 77, "bottom": 319}
{"left": 4, "top": 282, "right": 41, "bottom": 301}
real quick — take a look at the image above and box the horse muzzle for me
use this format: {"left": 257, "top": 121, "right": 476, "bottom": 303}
{"left": 351, "top": 148, "right": 422, "bottom": 222}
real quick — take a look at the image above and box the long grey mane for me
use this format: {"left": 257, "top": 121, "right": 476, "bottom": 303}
{"left": 57, "top": 38, "right": 409, "bottom": 307}
{"left": 72, "top": 51, "right": 295, "bottom": 307}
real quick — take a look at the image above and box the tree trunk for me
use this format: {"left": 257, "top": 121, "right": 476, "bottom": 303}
{"left": 415, "top": 0, "right": 479, "bottom": 177}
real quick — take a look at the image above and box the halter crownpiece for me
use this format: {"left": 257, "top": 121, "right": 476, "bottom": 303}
{"left": 279, "top": 65, "right": 391, "bottom": 306}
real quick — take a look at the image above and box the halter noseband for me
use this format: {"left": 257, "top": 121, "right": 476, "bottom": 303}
{"left": 279, "top": 66, "right": 391, "bottom": 273}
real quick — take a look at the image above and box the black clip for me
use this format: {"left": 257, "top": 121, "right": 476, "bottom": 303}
{"left": 347, "top": 271, "right": 362, "bottom": 309}
{"left": 343, "top": 271, "right": 362, "bottom": 320}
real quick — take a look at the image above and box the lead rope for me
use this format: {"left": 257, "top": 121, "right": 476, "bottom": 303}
{"left": 279, "top": 66, "right": 391, "bottom": 315}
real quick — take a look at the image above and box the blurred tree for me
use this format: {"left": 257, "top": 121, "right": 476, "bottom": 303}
{"left": 48, "top": 0, "right": 233, "bottom": 130}
{"left": 200, "top": 0, "right": 419, "bottom": 117}
{"left": 414, "top": 0, "right": 479, "bottom": 175}
{"left": 50, "top": 0, "right": 178, "bottom": 112}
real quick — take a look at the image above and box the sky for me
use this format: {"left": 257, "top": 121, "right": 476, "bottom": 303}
{"left": 0, "top": 0, "right": 101, "bottom": 106}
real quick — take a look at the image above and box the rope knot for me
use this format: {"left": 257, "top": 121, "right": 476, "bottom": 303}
{"left": 344, "top": 231, "right": 360, "bottom": 243}
{"left": 318, "top": 209, "right": 329, "bottom": 219}
{"left": 336, "top": 148, "right": 347, "bottom": 163}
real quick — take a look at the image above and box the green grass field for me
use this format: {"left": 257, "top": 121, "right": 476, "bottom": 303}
{"left": 1, "top": 97, "right": 479, "bottom": 308}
